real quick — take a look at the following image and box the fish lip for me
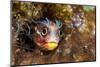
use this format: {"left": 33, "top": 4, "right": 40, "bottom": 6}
{"left": 43, "top": 42, "right": 58, "bottom": 50}
{"left": 37, "top": 41, "right": 58, "bottom": 51}
{"left": 48, "top": 42, "right": 57, "bottom": 44}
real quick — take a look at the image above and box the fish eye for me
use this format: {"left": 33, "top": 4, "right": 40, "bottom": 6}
{"left": 41, "top": 28, "right": 48, "bottom": 36}
{"left": 59, "top": 30, "right": 63, "bottom": 37}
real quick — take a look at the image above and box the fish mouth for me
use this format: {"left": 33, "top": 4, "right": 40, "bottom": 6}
{"left": 43, "top": 42, "right": 58, "bottom": 51}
